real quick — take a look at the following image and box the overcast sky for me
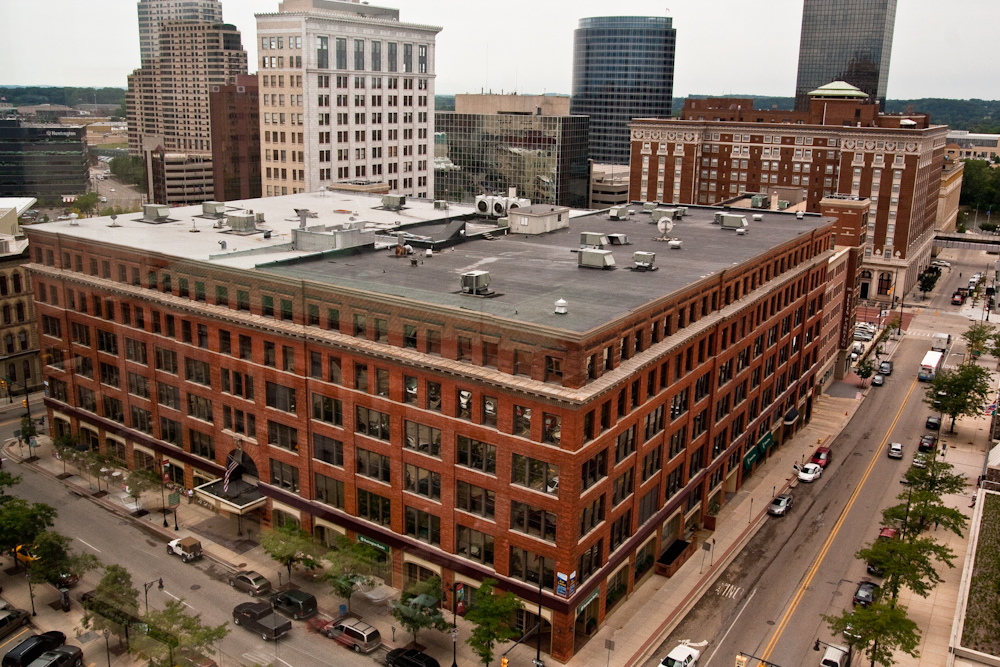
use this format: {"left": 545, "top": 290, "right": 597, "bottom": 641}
{"left": 1, "top": 0, "right": 996, "bottom": 100}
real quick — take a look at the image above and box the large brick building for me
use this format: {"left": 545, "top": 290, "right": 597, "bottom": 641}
{"left": 28, "top": 191, "right": 853, "bottom": 662}
{"left": 629, "top": 81, "right": 953, "bottom": 306}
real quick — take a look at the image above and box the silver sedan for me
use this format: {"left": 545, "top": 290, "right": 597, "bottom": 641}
{"left": 228, "top": 570, "right": 272, "bottom": 596}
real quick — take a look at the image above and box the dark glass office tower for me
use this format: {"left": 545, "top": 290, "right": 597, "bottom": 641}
{"left": 794, "top": 0, "right": 897, "bottom": 111}
{"left": 571, "top": 16, "right": 675, "bottom": 165}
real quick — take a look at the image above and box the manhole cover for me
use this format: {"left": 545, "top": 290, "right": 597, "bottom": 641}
{"left": 190, "top": 584, "right": 201, "bottom": 591}
{"left": 832, "top": 591, "right": 843, "bottom": 597}
{"left": 767, "top": 620, "right": 775, "bottom": 625}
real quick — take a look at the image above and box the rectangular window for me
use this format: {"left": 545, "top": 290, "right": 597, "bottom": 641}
{"left": 99, "top": 362, "right": 120, "bottom": 388}
{"left": 314, "top": 473, "right": 345, "bottom": 509}
{"left": 404, "top": 463, "right": 441, "bottom": 500}
{"left": 157, "top": 382, "right": 180, "bottom": 410}
{"left": 456, "top": 526, "right": 494, "bottom": 566}
{"left": 404, "top": 506, "right": 440, "bottom": 545}
{"left": 356, "top": 406, "right": 391, "bottom": 441}
{"left": 456, "top": 435, "right": 496, "bottom": 474}
{"left": 357, "top": 489, "right": 391, "bottom": 527}
{"left": 185, "top": 358, "right": 212, "bottom": 387}
{"left": 510, "top": 501, "right": 557, "bottom": 542}
{"left": 160, "top": 418, "right": 182, "bottom": 447}
{"left": 311, "top": 394, "right": 342, "bottom": 425}
{"left": 456, "top": 480, "right": 495, "bottom": 518}
{"left": 265, "top": 382, "right": 297, "bottom": 413}
{"left": 155, "top": 347, "right": 177, "bottom": 374}
{"left": 313, "top": 434, "right": 343, "bottom": 466}
{"left": 267, "top": 420, "right": 298, "bottom": 451}
{"left": 581, "top": 449, "right": 608, "bottom": 490}
{"left": 511, "top": 454, "right": 558, "bottom": 495}
{"left": 125, "top": 338, "right": 147, "bottom": 365}
{"left": 270, "top": 459, "right": 300, "bottom": 493}
{"left": 609, "top": 510, "right": 632, "bottom": 552}
{"left": 404, "top": 421, "right": 441, "bottom": 456}
{"left": 356, "top": 448, "right": 391, "bottom": 483}
{"left": 580, "top": 495, "right": 605, "bottom": 537}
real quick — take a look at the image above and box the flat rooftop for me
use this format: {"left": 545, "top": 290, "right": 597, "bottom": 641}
{"left": 30, "top": 192, "right": 833, "bottom": 334}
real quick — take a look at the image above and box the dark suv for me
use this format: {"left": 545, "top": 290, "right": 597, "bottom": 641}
{"left": 386, "top": 649, "right": 441, "bottom": 667}
{"left": 269, "top": 590, "right": 317, "bottom": 620}
{"left": 23, "top": 646, "right": 82, "bottom": 667}
{"left": 2, "top": 633, "right": 66, "bottom": 667}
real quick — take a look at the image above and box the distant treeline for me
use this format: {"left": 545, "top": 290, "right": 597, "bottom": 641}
{"left": 436, "top": 92, "right": 1000, "bottom": 133}
{"left": 0, "top": 86, "right": 126, "bottom": 107}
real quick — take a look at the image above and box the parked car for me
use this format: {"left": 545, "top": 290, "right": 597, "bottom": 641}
{"left": 0, "top": 609, "right": 31, "bottom": 641}
{"left": 767, "top": 494, "right": 793, "bottom": 517}
{"left": 926, "top": 415, "right": 941, "bottom": 430}
{"left": 879, "top": 360, "right": 893, "bottom": 375}
{"left": 386, "top": 649, "right": 441, "bottom": 667}
{"left": 912, "top": 453, "right": 928, "bottom": 469}
{"left": 871, "top": 373, "right": 884, "bottom": 386}
{"left": 228, "top": 571, "right": 272, "bottom": 597}
{"left": 811, "top": 447, "right": 832, "bottom": 468}
{"left": 232, "top": 602, "right": 291, "bottom": 641}
{"left": 166, "top": 537, "right": 202, "bottom": 563}
{"left": 318, "top": 617, "right": 382, "bottom": 653}
{"left": 14, "top": 545, "right": 38, "bottom": 565}
{"left": 887, "top": 442, "right": 904, "bottom": 459}
{"left": 796, "top": 462, "right": 823, "bottom": 483}
{"left": 2, "top": 632, "right": 65, "bottom": 667}
{"left": 932, "top": 260, "right": 951, "bottom": 268}
{"left": 853, "top": 329, "right": 874, "bottom": 342}
{"left": 658, "top": 643, "right": 701, "bottom": 667}
{"left": 866, "top": 527, "right": 899, "bottom": 575}
{"left": 853, "top": 581, "right": 880, "bottom": 608}
{"left": 918, "top": 434, "right": 938, "bottom": 453}
{"left": 269, "top": 590, "right": 317, "bottom": 620}
{"left": 108, "top": 492, "right": 142, "bottom": 513}
{"left": 952, "top": 292, "right": 966, "bottom": 305}
{"left": 24, "top": 647, "right": 82, "bottom": 667}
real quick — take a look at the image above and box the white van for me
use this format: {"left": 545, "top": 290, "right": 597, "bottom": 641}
{"left": 820, "top": 644, "right": 850, "bottom": 667}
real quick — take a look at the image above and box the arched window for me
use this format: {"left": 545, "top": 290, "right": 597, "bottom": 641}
{"left": 3, "top": 336, "right": 12, "bottom": 355}
{"left": 22, "top": 360, "right": 30, "bottom": 380}
{"left": 12, "top": 273, "right": 22, "bottom": 293}
{"left": 0, "top": 276, "right": 8, "bottom": 296}
{"left": 15, "top": 303, "right": 24, "bottom": 322}
{"left": 1, "top": 305, "right": 9, "bottom": 325}
{"left": 18, "top": 331, "right": 27, "bottom": 350}
{"left": 877, "top": 272, "right": 893, "bottom": 296}
{"left": 861, "top": 270, "right": 872, "bottom": 280}
{"left": 6, "top": 362, "right": 15, "bottom": 381}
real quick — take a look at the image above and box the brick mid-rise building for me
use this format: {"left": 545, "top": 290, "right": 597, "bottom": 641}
{"left": 28, "top": 191, "right": 855, "bottom": 662}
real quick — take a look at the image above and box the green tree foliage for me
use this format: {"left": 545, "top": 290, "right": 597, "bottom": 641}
{"left": 963, "top": 322, "right": 996, "bottom": 362}
{"left": 856, "top": 358, "right": 876, "bottom": 385}
{"left": 825, "top": 603, "right": 921, "bottom": 667}
{"left": 857, "top": 535, "right": 954, "bottom": 601}
{"left": 0, "top": 87, "right": 126, "bottom": 107}
{"left": 322, "top": 534, "right": 381, "bottom": 613}
{"left": 390, "top": 576, "right": 450, "bottom": 645}
{"left": 52, "top": 433, "right": 79, "bottom": 476}
{"left": 109, "top": 155, "right": 146, "bottom": 190}
{"left": 918, "top": 271, "right": 939, "bottom": 299}
{"left": 887, "top": 460, "right": 968, "bottom": 537}
{"left": 924, "top": 363, "right": 992, "bottom": 432}
{"left": 29, "top": 530, "right": 100, "bottom": 586}
{"left": 0, "top": 497, "right": 57, "bottom": 557}
{"left": 259, "top": 521, "right": 322, "bottom": 582}
{"left": 83, "top": 564, "right": 140, "bottom": 646}
{"left": 960, "top": 159, "right": 1000, "bottom": 212}
{"left": 137, "top": 599, "right": 229, "bottom": 666}
{"left": 125, "top": 468, "right": 158, "bottom": 505}
{"left": 465, "top": 578, "right": 523, "bottom": 667}
{"left": 75, "top": 192, "right": 100, "bottom": 217}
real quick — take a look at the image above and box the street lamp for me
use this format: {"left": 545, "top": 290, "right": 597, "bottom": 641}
{"left": 103, "top": 629, "right": 111, "bottom": 667}
{"left": 25, "top": 568, "right": 36, "bottom": 616}
{"left": 451, "top": 582, "right": 459, "bottom": 667}
{"left": 532, "top": 559, "right": 545, "bottom": 667}
{"left": 144, "top": 578, "right": 163, "bottom": 615}
{"left": 158, "top": 461, "right": 169, "bottom": 528}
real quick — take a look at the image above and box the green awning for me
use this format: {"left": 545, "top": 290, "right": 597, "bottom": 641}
{"left": 743, "top": 447, "right": 759, "bottom": 470}
{"left": 757, "top": 432, "right": 774, "bottom": 456}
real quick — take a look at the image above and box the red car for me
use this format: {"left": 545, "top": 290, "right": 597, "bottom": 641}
{"left": 810, "top": 446, "right": 832, "bottom": 468}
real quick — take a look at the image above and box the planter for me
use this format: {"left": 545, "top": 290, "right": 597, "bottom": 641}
{"left": 655, "top": 539, "right": 696, "bottom": 578}
{"left": 703, "top": 515, "right": 717, "bottom": 531}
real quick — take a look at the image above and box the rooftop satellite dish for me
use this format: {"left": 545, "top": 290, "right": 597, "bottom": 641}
{"left": 657, "top": 218, "right": 673, "bottom": 236}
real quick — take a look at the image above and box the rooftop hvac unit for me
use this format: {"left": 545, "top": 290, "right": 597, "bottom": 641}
{"left": 0, "top": 239, "right": 10, "bottom": 254}
{"left": 143, "top": 204, "right": 170, "bottom": 221}
{"left": 433, "top": 200, "right": 449, "bottom": 210}
{"left": 777, "top": 200, "right": 789, "bottom": 210}
{"left": 607, "top": 234, "right": 629, "bottom": 245}
{"left": 643, "top": 202, "right": 658, "bottom": 211}
{"left": 460, "top": 270, "right": 492, "bottom": 295}
{"left": 609, "top": 206, "right": 629, "bottom": 220}
{"left": 202, "top": 201, "right": 225, "bottom": 218}
{"left": 496, "top": 217, "right": 510, "bottom": 228}
{"left": 752, "top": 214, "right": 764, "bottom": 222}
{"left": 578, "top": 248, "right": 616, "bottom": 269}
{"left": 796, "top": 211, "right": 805, "bottom": 220}
{"left": 719, "top": 214, "right": 748, "bottom": 230}
{"left": 227, "top": 212, "right": 256, "bottom": 232}
{"left": 492, "top": 197, "right": 507, "bottom": 217}
{"left": 668, "top": 239, "right": 683, "bottom": 249}
{"left": 632, "top": 251, "right": 656, "bottom": 271}
{"left": 382, "top": 194, "right": 405, "bottom": 210}
{"left": 651, "top": 208, "right": 681, "bottom": 223}
{"left": 675, "top": 207, "right": 688, "bottom": 217}
{"left": 580, "top": 232, "right": 610, "bottom": 248}
{"left": 256, "top": 212, "right": 265, "bottom": 223}
{"left": 507, "top": 197, "right": 530, "bottom": 211}
{"left": 475, "top": 195, "right": 491, "bottom": 216}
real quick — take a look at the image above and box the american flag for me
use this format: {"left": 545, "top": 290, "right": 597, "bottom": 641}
{"left": 223, "top": 458, "right": 239, "bottom": 493}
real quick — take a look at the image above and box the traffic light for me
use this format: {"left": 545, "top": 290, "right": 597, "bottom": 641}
{"left": 501, "top": 658, "right": 508, "bottom": 667}
{"left": 22, "top": 398, "right": 27, "bottom": 408}
{"left": 0, "top": 379, "right": 6, "bottom": 390}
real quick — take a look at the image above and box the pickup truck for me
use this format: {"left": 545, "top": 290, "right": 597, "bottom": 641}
{"left": 233, "top": 602, "right": 292, "bottom": 641}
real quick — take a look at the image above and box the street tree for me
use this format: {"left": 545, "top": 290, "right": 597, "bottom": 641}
{"left": 924, "top": 364, "right": 992, "bottom": 433}
{"left": 75, "top": 193, "right": 100, "bottom": 217}
{"left": 323, "top": 534, "right": 381, "bottom": 613}
{"left": 465, "top": 578, "right": 523, "bottom": 667}
{"left": 0, "top": 497, "right": 57, "bottom": 559}
{"left": 83, "top": 564, "right": 140, "bottom": 648}
{"left": 259, "top": 521, "right": 322, "bottom": 582}
{"left": 137, "top": 599, "right": 229, "bottom": 666}
{"left": 962, "top": 322, "right": 995, "bottom": 362}
{"left": 124, "top": 468, "right": 158, "bottom": 505}
{"left": 52, "top": 433, "right": 80, "bottom": 476}
{"left": 857, "top": 535, "right": 954, "bottom": 601}
{"left": 918, "top": 272, "right": 938, "bottom": 299}
{"left": 825, "top": 603, "right": 920, "bottom": 667}
{"left": 885, "top": 460, "right": 968, "bottom": 537}
{"left": 856, "top": 358, "right": 876, "bottom": 385}
{"left": 29, "top": 530, "right": 100, "bottom": 587}
{"left": 389, "top": 575, "right": 450, "bottom": 646}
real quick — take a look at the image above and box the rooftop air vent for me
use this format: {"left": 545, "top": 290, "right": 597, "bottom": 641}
{"left": 752, "top": 214, "right": 764, "bottom": 222}
{"left": 607, "top": 234, "right": 629, "bottom": 245}
{"left": 382, "top": 194, "right": 405, "bottom": 210}
{"left": 554, "top": 299, "right": 567, "bottom": 315}
{"left": 580, "top": 232, "right": 610, "bottom": 249}
{"left": 796, "top": 211, "right": 805, "bottom": 219}
{"left": 460, "top": 271, "right": 494, "bottom": 296}
{"left": 142, "top": 204, "right": 170, "bottom": 222}
{"left": 433, "top": 200, "right": 449, "bottom": 210}
{"left": 632, "top": 251, "right": 657, "bottom": 271}
{"left": 578, "top": 248, "right": 616, "bottom": 269}
{"left": 226, "top": 212, "right": 256, "bottom": 232}
{"left": 609, "top": 206, "right": 629, "bottom": 220}
{"left": 202, "top": 201, "right": 225, "bottom": 218}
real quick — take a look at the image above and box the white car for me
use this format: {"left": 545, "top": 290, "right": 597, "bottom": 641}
{"left": 797, "top": 462, "right": 823, "bottom": 482}
{"left": 109, "top": 491, "right": 142, "bottom": 513}
{"left": 659, "top": 643, "right": 701, "bottom": 667}
{"left": 888, "top": 442, "right": 904, "bottom": 459}
{"left": 931, "top": 260, "right": 951, "bottom": 268}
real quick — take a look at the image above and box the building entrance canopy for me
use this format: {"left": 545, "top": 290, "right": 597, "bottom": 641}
{"left": 194, "top": 478, "right": 266, "bottom": 514}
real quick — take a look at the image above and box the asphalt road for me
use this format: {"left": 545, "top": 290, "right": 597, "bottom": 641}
{"left": 649, "top": 275, "right": 979, "bottom": 666}
{"left": 0, "top": 436, "right": 381, "bottom": 667}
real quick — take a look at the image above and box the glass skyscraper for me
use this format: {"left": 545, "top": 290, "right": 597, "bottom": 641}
{"left": 434, "top": 113, "right": 590, "bottom": 208}
{"left": 794, "top": 0, "right": 897, "bottom": 111}
{"left": 571, "top": 16, "right": 676, "bottom": 165}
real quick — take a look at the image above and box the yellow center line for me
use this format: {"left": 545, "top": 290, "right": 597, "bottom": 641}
{"left": 758, "top": 377, "right": 918, "bottom": 664}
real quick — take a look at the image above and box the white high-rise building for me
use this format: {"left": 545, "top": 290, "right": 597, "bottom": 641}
{"left": 137, "top": 0, "right": 224, "bottom": 63}
{"left": 256, "top": 0, "right": 440, "bottom": 198}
